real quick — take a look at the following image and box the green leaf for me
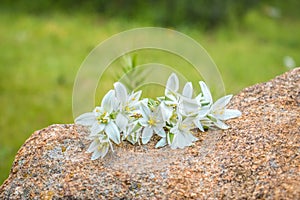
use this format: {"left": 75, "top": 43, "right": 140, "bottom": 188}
{"left": 167, "top": 133, "right": 174, "bottom": 144}
{"left": 207, "top": 115, "right": 217, "bottom": 123}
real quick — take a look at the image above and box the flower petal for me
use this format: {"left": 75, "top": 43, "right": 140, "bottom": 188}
{"left": 91, "top": 144, "right": 109, "bottom": 160}
{"left": 182, "top": 82, "right": 193, "bottom": 98}
{"left": 75, "top": 112, "right": 96, "bottom": 126}
{"left": 90, "top": 123, "right": 105, "bottom": 135}
{"left": 160, "top": 102, "right": 173, "bottom": 122}
{"left": 139, "top": 118, "right": 149, "bottom": 127}
{"left": 178, "top": 97, "right": 199, "bottom": 116}
{"left": 165, "top": 73, "right": 179, "bottom": 96}
{"left": 100, "top": 145, "right": 109, "bottom": 159}
{"left": 105, "top": 122, "right": 120, "bottom": 144}
{"left": 199, "top": 81, "right": 213, "bottom": 104}
{"left": 139, "top": 102, "right": 151, "bottom": 118}
{"left": 154, "top": 127, "right": 166, "bottom": 138}
{"left": 211, "top": 95, "right": 233, "bottom": 111}
{"left": 214, "top": 119, "right": 229, "bottom": 129}
{"left": 182, "top": 117, "right": 194, "bottom": 127}
{"left": 193, "top": 119, "right": 204, "bottom": 132}
{"left": 130, "top": 90, "right": 142, "bottom": 104}
{"left": 189, "top": 133, "right": 198, "bottom": 142}
{"left": 216, "top": 109, "right": 242, "bottom": 120}
{"left": 114, "top": 82, "right": 128, "bottom": 106}
{"left": 101, "top": 90, "right": 115, "bottom": 113}
{"left": 109, "top": 140, "right": 114, "bottom": 152}
{"left": 91, "top": 150, "right": 102, "bottom": 160}
{"left": 86, "top": 139, "right": 99, "bottom": 153}
{"left": 170, "top": 133, "right": 183, "bottom": 149}
{"left": 173, "top": 131, "right": 197, "bottom": 149}
{"left": 116, "top": 113, "right": 128, "bottom": 132}
{"left": 155, "top": 137, "right": 167, "bottom": 148}
{"left": 142, "top": 127, "right": 153, "bottom": 144}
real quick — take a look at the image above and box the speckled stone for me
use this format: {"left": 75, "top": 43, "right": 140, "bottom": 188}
{"left": 1, "top": 68, "right": 299, "bottom": 199}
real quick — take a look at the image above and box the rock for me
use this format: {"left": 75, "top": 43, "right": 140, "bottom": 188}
{"left": 1, "top": 68, "right": 300, "bottom": 199}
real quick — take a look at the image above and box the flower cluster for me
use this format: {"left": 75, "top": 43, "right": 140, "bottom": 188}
{"left": 75, "top": 73, "right": 241, "bottom": 160}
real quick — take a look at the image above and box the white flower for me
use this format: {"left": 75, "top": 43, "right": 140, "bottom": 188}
{"left": 178, "top": 96, "right": 200, "bottom": 117}
{"left": 123, "top": 121, "right": 142, "bottom": 145}
{"left": 75, "top": 90, "right": 121, "bottom": 144}
{"left": 139, "top": 102, "right": 166, "bottom": 144}
{"left": 158, "top": 101, "right": 174, "bottom": 123}
{"left": 182, "top": 81, "right": 193, "bottom": 98}
{"left": 113, "top": 82, "right": 142, "bottom": 131}
{"left": 178, "top": 82, "right": 199, "bottom": 117}
{"left": 191, "top": 81, "right": 213, "bottom": 131}
{"left": 75, "top": 71, "right": 242, "bottom": 160}
{"left": 164, "top": 73, "right": 180, "bottom": 106}
{"left": 197, "top": 81, "right": 241, "bottom": 129}
{"left": 86, "top": 133, "right": 113, "bottom": 160}
{"left": 115, "top": 112, "right": 128, "bottom": 133}
{"left": 208, "top": 95, "right": 242, "bottom": 129}
{"left": 114, "top": 82, "right": 142, "bottom": 113}
{"left": 162, "top": 74, "right": 198, "bottom": 121}
{"left": 177, "top": 81, "right": 210, "bottom": 131}
{"left": 169, "top": 115, "right": 198, "bottom": 149}
{"left": 164, "top": 75, "right": 206, "bottom": 118}
{"left": 198, "top": 81, "right": 213, "bottom": 106}
{"left": 162, "top": 75, "right": 210, "bottom": 132}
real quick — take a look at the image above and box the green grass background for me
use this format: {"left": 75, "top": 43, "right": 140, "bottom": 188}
{"left": 1, "top": 8, "right": 299, "bottom": 184}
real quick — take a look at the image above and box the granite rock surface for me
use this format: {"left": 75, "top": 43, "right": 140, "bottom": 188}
{"left": 0, "top": 68, "right": 299, "bottom": 199}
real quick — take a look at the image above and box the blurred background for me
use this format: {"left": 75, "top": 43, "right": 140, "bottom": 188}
{"left": 0, "top": 0, "right": 299, "bottom": 184}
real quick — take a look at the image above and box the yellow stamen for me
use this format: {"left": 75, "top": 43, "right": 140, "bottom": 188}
{"left": 125, "top": 106, "right": 131, "bottom": 112}
{"left": 171, "top": 114, "right": 177, "bottom": 120}
{"left": 181, "top": 124, "right": 187, "bottom": 129}
{"left": 148, "top": 118, "right": 156, "bottom": 126}
{"left": 132, "top": 113, "right": 142, "bottom": 118}
{"left": 171, "top": 104, "right": 177, "bottom": 108}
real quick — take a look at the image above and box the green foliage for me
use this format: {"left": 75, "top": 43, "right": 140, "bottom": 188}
{"left": 3, "top": 0, "right": 300, "bottom": 29}
{"left": 93, "top": 0, "right": 260, "bottom": 29}
{"left": 1, "top": 0, "right": 260, "bottom": 29}
{"left": 115, "top": 54, "right": 146, "bottom": 91}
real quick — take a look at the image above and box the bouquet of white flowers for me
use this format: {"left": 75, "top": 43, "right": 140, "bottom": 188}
{"left": 75, "top": 73, "right": 241, "bottom": 160}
